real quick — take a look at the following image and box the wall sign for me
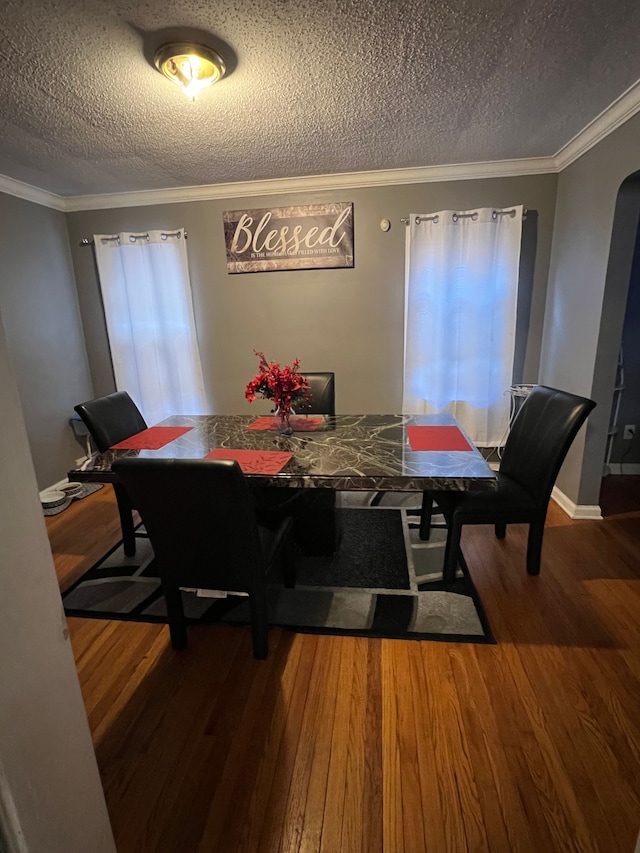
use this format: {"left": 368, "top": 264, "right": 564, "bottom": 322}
{"left": 223, "top": 202, "right": 354, "bottom": 274}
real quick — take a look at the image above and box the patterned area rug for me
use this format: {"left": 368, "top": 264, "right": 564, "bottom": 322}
{"left": 62, "top": 493, "right": 494, "bottom": 644}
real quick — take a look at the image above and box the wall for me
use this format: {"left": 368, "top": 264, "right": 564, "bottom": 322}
{"left": 0, "top": 313, "right": 115, "bottom": 852}
{"left": 540, "top": 110, "right": 640, "bottom": 505}
{"left": 66, "top": 174, "right": 557, "bottom": 418}
{"left": 0, "top": 193, "right": 94, "bottom": 488}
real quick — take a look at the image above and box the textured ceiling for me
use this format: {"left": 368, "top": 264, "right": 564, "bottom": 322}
{"left": 2, "top": 0, "right": 640, "bottom": 198}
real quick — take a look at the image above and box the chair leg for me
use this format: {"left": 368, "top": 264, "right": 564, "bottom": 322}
{"left": 526, "top": 517, "right": 546, "bottom": 575}
{"left": 164, "top": 585, "right": 187, "bottom": 650}
{"left": 443, "top": 516, "right": 462, "bottom": 583}
{"left": 249, "top": 590, "right": 269, "bottom": 659}
{"left": 113, "top": 483, "right": 136, "bottom": 556}
{"left": 419, "top": 493, "right": 434, "bottom": 541}
{"left": 495, "top": 522, "right": 506, "bottom": 539}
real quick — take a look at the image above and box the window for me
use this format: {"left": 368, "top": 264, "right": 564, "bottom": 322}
{"left": 94, "top": 229, "right": 207, "bottom": 424}
{"left": 403, "top": 207, "right": 523, "bottom": 445}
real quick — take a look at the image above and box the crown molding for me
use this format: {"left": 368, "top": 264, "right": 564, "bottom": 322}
{"left": 0, "top": 173, "right": 66, "bottom": 211}
{"left": 553, "top": 78, "right": 640, "bottom": 170}
{"left": 3, "top": 80, "right": 640, "bottom": 212}
{"left": 62, "top": 157, "right": 555, "bottom": 211}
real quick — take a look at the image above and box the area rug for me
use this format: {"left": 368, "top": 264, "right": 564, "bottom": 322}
{"left": 62, "top": 495, "right": 494, "bottom": 644}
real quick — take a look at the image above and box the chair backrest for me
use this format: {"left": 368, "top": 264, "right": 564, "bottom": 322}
{"left": 500, "top": 385, "right": 596, "bottom": 504}
{"left": 300, "top": 372, "right": 335, "bottom": 415}
{"left": 112, "top": 457, "right": 267, "bottom": 593}
{"left": 74, "top": 391, "right": 147, "bottom": 452}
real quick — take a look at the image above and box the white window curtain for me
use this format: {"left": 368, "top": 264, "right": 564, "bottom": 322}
{"left": 93, "top": 229, "right": 207, "bottom": 425}
{"left": 403, "top": 206, "right": 523, "bottom": 446}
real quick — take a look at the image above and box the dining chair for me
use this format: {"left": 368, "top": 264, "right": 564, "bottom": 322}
{"left": 112, "top": 457, "right": 296, "bottom": 659}
{"left": 74, "top": 391, "right": 147, "bottom": 556}
{"left": 419, "top": 385, "right": 596, "bottom": 582}
{"left": 252, "top": 371, "right": 338, "bottom": 555}
{"left": 299, "top": 372, "right": 335, "bottom": 416}
{"left": 285, "top": 371, "right": 337, "bottom": 553}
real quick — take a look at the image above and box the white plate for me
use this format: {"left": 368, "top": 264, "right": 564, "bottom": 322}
{"left": 40, "top": 489, "right": 67, "bottom": 507}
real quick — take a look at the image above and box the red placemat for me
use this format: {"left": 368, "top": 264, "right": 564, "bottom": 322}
{"left": 110, "top": 426, "right": 193, "bottom": 450}
{"left": 246, "top": 415, "right": 324, "bottom": 432}
{"left": 406, "top": 425, "right": 473, "bottom": 452}
{"left": 205, "top": 449, "right": 294, "bottom": 474}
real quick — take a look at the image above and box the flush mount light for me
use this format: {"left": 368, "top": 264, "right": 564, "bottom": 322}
{"left": 154, "top": 42, "right": 226, "bottom": 98}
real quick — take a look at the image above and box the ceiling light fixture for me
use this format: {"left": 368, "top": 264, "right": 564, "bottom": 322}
{"left": 154, "top": 42, "right": 226, "bottom": 98}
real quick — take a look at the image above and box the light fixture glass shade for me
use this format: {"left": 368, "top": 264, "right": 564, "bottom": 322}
{"left": 154, "top": 43, "right": 226, "bottom": 98}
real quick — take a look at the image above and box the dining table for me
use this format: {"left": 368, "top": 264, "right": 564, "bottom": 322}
{"left": 70, "top": 412, "right": 495, "bottom": 487}
{"left": 68, "top": 412, "right": 497, "bottom": 555}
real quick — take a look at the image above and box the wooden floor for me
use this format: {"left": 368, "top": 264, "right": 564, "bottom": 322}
{"left": 48, "top": 484, "right": 640, "bottom": 853}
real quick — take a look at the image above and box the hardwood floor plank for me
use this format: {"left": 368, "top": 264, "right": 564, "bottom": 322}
{"left": 338, "top": 638, "right": 369, "bottom": 853}
{"left": 229, "top": 633, "right": 314, "bottom": 853}
{"left": 499, "top": 645, "right": 601, "bottom": 853}
{"left": 451, "top": 645, "right": 538, "bottom": 853}
{"left": 295, "top": 636, "right": 343, "bottom": 853}
{"left": 277, "top": 636, "right": 330, "bottom": 853}
{"left": 318, "top": 637, "right": 357, "bottom": 853}
{"left": 381, "top": 638, "right": 405, "bottom": 853}
{"left": 251, "top": 634, "right": 316, "bottom": 853}
{"left": 472, "top": 641, "right": 559, "bottom": 851}
{"left": 361, "top": 638, "right": 383, "bottom": 853}
{"left": 196, "top": 631, "right": 306, "bottom": 853}
{"left": 406, "top": 642, "right": 452, "bottom": 853}
{"left": 103, "top": 629, "right": 249, "bottom": 852}
{"left": 520, "top": 645, "right": 639, "bottom": 849}
{"left": 420, "top": 643, "right": 479, "bottom": 853}
{"left": 446, "top": 645, "right": 508, "bottom": 852}
{"left": 395, "top": 643, "right": 431, "bottom": 853}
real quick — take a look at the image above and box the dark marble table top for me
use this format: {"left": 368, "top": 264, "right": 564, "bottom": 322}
{"left": 69, "top": 413, "right": 497, "bottom": 492}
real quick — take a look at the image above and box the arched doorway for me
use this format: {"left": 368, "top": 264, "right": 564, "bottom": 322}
{"left": 595, "top": 172, "right": 640, "bottom": 514}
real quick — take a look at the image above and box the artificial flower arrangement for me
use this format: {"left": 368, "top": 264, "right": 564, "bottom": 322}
{"left": 245, "top": 351, "right": 310, "bottom": 415}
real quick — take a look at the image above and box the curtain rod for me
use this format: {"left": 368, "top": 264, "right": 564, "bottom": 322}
{"left": 79, "top": 230, "right": 188, "bottom": 246}
{"left": 401, "top": 208, "right": 527, "bottom": 225}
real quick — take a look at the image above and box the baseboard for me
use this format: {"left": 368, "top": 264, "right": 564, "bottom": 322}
{"left": 604, "top": 463, "right": 640, "bottom": 475}
{"left": 552, "top": 486, "right": 603, "bottom": 520}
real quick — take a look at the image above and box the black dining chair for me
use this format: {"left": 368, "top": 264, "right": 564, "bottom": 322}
{"left": 113, "top": 457, "right": 296, "bottom": 659}
{"left": 252, "top": 371, "right": 338, "bottom": 555}
{"left": 74, "top": 391, "right": 148, "bottom": 556}
{"left": 285, "top": 371, "right": 338, "bottom": 553}
{"left": 298, "top": 372, "right": 335, "bottom": 416}
{"left": 419, "top": 385, "right": 596, "bottom": 582}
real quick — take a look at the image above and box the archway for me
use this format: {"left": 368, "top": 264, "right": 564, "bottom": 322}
{"left": 593, "top": 172, "right": 640, "bottom": 513}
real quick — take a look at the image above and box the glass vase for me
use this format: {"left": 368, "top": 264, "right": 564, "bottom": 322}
{"left": 274, "top": 406, "right": 294, "bottom": 435}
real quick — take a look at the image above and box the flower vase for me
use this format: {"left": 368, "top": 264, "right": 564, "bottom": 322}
{"left": 274, "top": 406, "right": 294, "bottom": 435}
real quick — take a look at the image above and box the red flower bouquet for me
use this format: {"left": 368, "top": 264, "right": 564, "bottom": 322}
{"left": 245, "top": 351, "right": 310, "bottom": 416}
